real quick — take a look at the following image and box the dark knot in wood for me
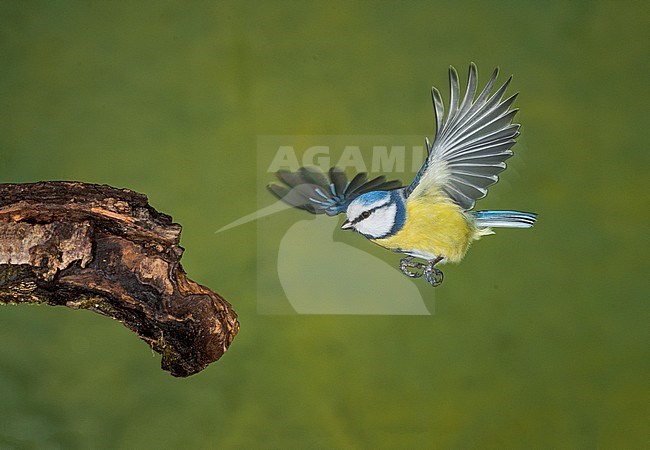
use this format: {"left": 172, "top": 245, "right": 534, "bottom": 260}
{"left": 0, "top": 181, "right": 239, "bottom": 377}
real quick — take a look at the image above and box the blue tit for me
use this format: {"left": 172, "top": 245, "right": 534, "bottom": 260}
{"left": 268, "top": 63, "right": 537, "bottom": 287}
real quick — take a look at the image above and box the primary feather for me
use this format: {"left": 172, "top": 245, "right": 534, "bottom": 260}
{"left": 268, "top": 166, "right": 402, "bottom": 216}
{"left": 406, "top": 63, "right": 520, "bottom": 211}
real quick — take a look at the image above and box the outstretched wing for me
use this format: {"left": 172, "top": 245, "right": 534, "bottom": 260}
{"left": 406, "top": 63, "right": 520, "bottom": 210}
{"left": 268, "top": 166, "right": 402, "bottom": 216}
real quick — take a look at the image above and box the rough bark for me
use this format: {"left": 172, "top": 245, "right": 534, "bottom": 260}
{"left": 0, "top": 181, "right": 239, "bottom": 377}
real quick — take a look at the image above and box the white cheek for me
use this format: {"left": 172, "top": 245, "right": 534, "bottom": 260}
{"left": 356, "top": 204, "right": 397, "bottom": 238}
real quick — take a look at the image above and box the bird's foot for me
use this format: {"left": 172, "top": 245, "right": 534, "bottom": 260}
{"left": 399, "top": 256, "right": 425, "bottom": 278}
{"left": 424, "top": 258, "right": 444, "bottom": 287}
{"left": 399, "top": 256, "right": 444, "bottom": 287}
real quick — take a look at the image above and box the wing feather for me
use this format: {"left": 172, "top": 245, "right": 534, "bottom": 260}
{"left": 298, "top": 166, "right": 329, "bottom": 189}
{"left": 455, "top": 64, "right": 478, "bottom": 120}
{"left": 431, "top": 88, "right": 445, "bottom": 139}
{"left": 345, "top": 172, "right": 369, "bottom": 195}
{"left": 407, "top": 64, "right": 520, "bottom": 210}
{"left": 329, "top": 167, "right": 348, "bottom": 195}
{"left": 268, "top": 166, "right": 402, "bottom": 216}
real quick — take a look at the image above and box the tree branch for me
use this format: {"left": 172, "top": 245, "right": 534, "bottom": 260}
{"left": 0, "top": 182, "right": 239, "bottom": 377}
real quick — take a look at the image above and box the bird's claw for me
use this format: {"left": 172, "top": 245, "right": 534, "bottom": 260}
{"left": 424, "top": 262, "right": 444, "bottom": 287}
{"left": 399, "top": 256, "right": 444, "bottom": 287}
{"left": 399, "top": 256, "right": 425, "bottom": 278}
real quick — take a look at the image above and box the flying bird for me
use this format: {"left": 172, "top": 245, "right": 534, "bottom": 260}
{"left": 268, "top": 64, "right": 537, "bottom": 287}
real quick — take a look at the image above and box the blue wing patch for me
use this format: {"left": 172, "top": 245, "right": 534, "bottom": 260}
{"left": 268, "top": 166, "right": 403, "bottom": 216}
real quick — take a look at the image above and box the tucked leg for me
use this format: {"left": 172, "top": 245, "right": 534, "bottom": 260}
{"left": 424, "top": 256, "right": 444, "bottom": 287}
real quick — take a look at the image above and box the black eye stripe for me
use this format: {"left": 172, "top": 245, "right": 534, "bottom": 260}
{"left": 351, "top": 204, "right": 384, "bottom": 225}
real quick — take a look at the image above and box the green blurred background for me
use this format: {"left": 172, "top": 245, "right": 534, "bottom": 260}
{"left": 1, "top": 1, "right": 647, "bottom": 448}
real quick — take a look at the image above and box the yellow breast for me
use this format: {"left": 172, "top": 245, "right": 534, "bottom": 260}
{"left": 373, "top": 195, "right": 484, "bottom": 263}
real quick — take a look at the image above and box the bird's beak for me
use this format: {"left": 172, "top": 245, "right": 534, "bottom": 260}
{"left": 341, "top": 219, "right": 353, "bottom": 230}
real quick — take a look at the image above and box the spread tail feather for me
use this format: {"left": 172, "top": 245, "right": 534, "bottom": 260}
{"left": 474, "top": 210, "right": 537, "bottom": 228}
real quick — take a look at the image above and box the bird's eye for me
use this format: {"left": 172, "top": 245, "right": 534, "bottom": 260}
{"left": 361, "top": 211, "right": 371, "bottom": 219}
